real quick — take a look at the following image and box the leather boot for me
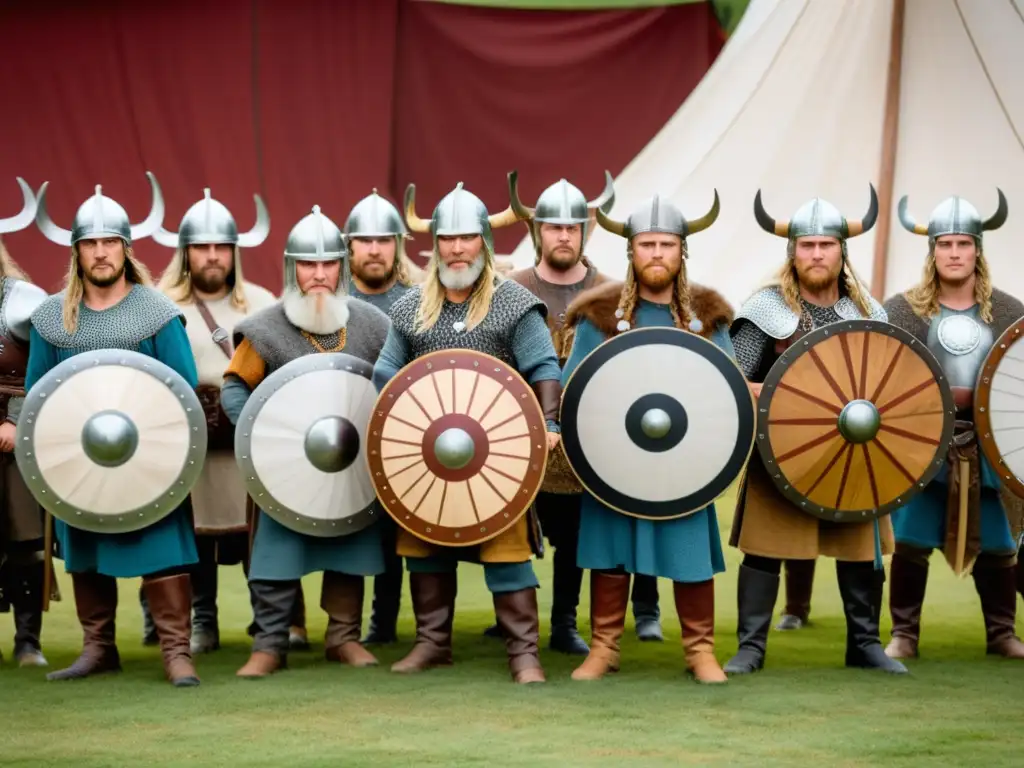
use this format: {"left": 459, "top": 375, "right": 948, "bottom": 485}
{"left": 361, "top": 562, "right": 402, "bottom": 645}
{"left": 883, "top": 553, "right": 928, "bottom": 659}
{"left": 143, "top": 574, "right": 200, "bottom": 687}
{"left": 837, "top": 561, "right": 907, "bottom": 674}
{"left": 674, "top": 579, "right": 726, "bottom": 684}
{"left": 12, "top": 561, "right": 48, "bottom": 667}
{"left": 47, "top": 572, "right": 121, "bottom": 680}
{"left": 237, "top": 650, "right": 285, "bottom": 678}
{"left": 548, "top": 545, "right": 589, "bottom": 655}
{"left": 1016, "top": 545, "right": 1024, "bottom": 599}
{"left": 723, "top": 565, "right": 779, "bottom": 674}
{"left": 189, "top": 554, "right": 220, "bottom": 654}
{"left": 289, "top": 587, "right": 310, "bottom": 651}
{"left": 631, "top": 574, "right": 663, "bottom": 641}
{"left": 972, "top": 563, "right": 1024, "bottom": 658}
{"left": 572, "top": 571, "right": 629, "bottom": 681}
{"left": 322, "top": 571, "right": 378, "bottom": 667}
{"left": 776, "top": 559, "right": 816, "bottom": 630}
{"left": 494, "top": 588, "right": 545, "bottom": 684}
{"left": 139, "top": 586, "right": 158, "bottom": 646}
{"left": 391, "top": 571, "right": 457, "bottom": 673}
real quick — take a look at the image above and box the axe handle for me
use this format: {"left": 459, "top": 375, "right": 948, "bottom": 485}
{"left": 954, "top": 459, "right": 970, "bottom": 575}
{"left": 42, "top": 511, "right": 53, "bottom": 611}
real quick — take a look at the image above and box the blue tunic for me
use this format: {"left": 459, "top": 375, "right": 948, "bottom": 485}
{"left": 562, "top": 300, "right": 729, "bottom": 583}
{"left": 25, "top": 319, "right": 200, "bottom": 578}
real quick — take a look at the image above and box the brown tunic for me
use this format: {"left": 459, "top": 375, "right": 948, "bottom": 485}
{"left": 0, "top": 331, "right": 43, "bottom": 544}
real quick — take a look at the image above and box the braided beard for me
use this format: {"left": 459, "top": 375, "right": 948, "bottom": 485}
{"left": 282, "top": 287, "right": 349, "bottom": 334}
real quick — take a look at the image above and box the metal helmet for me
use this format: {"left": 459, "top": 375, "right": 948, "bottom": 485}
{"left": 508, "top": 170, "right": 615, "bottom": 247}
{"left": 152, "top": 187, "right": 270, "bottom": 249}
{"left": 344, "top": 189, "right": 408, "bottom": 239}
{"left": 596, "top": 191, "right": 720, "bottom": 248}
{"left": 754, "top": 184, "right": 878, "bottom": 242}
{"left": 898, "top": 189, "right": 1007, "bottom": 244}
{"left": 283, "top": 205, "right": 346, "bottom": 290}
{"left": 36, "top": 171, "right": 165, "bottom": 247}
{"left": 0, "top": 178, "right": 38, "bottom": 235}
{"left": 404, "top": 181, "right": 523, "bottom": 254}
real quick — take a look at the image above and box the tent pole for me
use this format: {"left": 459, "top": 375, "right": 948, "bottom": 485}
{"left": 871, "top": 0, "right": 907, "bottom": 300}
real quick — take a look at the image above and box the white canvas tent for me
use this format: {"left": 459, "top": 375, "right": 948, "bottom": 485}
{"left": 508, "top": 0, "right": 1024, "bottom": 309}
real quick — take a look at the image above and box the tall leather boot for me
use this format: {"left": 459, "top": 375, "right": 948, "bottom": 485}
{"left": 631, "top": 574, "right": 663, "bottom": 641}
{"left": 494, "top": 588, "right": 545, "bottom": 683}
{"left": 47, "top": 572, "right": 121, "bottom": 680}
{"left": 189, "top": 549, "right": 220, "bottom": 654}
{"left": 239, "top": 580, "right": 297, "bottom": 678}
{"left": 972, "top": 562, "right": 1024, "bottom": 658}
{"left": 883, "top": 554, "right": 928, "bottom": 659}
{"left": 572, "top": 571, "right": 630, "bottom": 681}
{"left": 12, "top": 561, "right": 48, "bottom": 667}
{"left": 322, "top": 571, "right": 378, "bottom": 667}
{"left": 549, "top": 544, "right": 589, "bottom": 655}
{"left": 1016, "top": 544, "right": 1024, "bottom": 599}
{"left": 776, "top": 559, "right": 816, "bottom": 630}
{"left": 142, "top": 574, "right": 200, "bottom": 687}
{"left": 674, "top": 579, "right": 726, "bottom": 684}
{"left": 391, "top": 571, "right": 457, "bottom": 673}
{"left": 139, "top": 586, "right": 158, "bottom": 646}
{"left": 289, "top": 586, "right": 310, "bottom": 651}
{"left": 836, "top": 561, "right": 907, "bottom": 674}
{"left": 723, "top": 565, "right": 779, "bottom": 674}
{"left": 361, "top": 560, "right": 403, "bottom": 645}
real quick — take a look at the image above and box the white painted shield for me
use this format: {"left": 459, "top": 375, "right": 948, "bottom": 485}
{"left": 235, "top": 353, "right": 379, "bottom": 537}
{"left": 978, "top": 320, "right": 1024, "bottom": 500}
{"left": 15, "top": 349, "right": 207, "bottom": 533}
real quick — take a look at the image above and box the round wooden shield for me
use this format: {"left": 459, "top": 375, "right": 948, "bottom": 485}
{"left": 976, "top": 318, "right": 1024, "bottom": 499}
{"left": 561, "top": 327, "right": 756, "bottom": 520}
{"left": 15, "top": 349, "right": 207, "bottom": 533}
{"left": 367, "top": 350, "right": 547, "bottom": 546}
{"left": 758, "top": 319, "right": 955, "bottom": 522}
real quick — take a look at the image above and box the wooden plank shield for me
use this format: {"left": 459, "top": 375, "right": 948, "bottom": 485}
{"left": 976, "top": 318, "right": 1024, "bottom": 502}
{"left": 367, "top": 350, "right": 547, "bottom": 547}
{"left": 758, "top": 319, "right": 955, "bottom": 522}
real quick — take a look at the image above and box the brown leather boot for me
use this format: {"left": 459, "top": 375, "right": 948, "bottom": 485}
{"left": 572, "top": 572, "right": 629, "bottom": 681}
{"left": 884, "top": 553, "right": 928, "bottom": 659}
{"left": 47, "top": 572, "right": 121, "bottom": 681}
{"left": 674, "top": 579, "right": 727, "bottom": 684}
{"left": 973, "top": 563, "right": 1024, "bottom": 658}
{"left": 777, "top": 559, "right": 816, "bottom": 630}
{"left": 391, "top": 571, "right": 457, "bottom": 673}
{"left": 237, "top": 650, "right": 285, "bottom": 678}
{"left": 494, "top": 588, "right": 545, "bottom": 684}
{"left": 143, "top": 574, "right": 200, "bottom": 687}
{"left": 289, "top": 586, "right": 310, "bottom": 651}
{"left": 322, "top": 571, "right": 378, "bottom": 668}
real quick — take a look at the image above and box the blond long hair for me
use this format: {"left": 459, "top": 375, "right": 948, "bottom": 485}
{"left": 0, "top": 237, "right": 30, "bottom": 282}
{"left": 904, "top": 246, "right": 993, "bottom": 323}
{"left": 414, "top": 243, "right": 500, "bottom": 334}
{"left": 765, "top": 242, "right": 874, "bottom": 318}
{"left": 157, "top": 246, "right": 249, "bottom": 312}
{"left": 62, "top": 243, "right": 153, "bottom": 333}
{"left": 393, "top": 238, "right": 425, "bottom": 287}
{"left": 614, "top": 241, "right": 694, "bottom": 330}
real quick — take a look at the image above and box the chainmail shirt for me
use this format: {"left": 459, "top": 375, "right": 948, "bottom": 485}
{"left": 732, "top": 298, "right": 842, "bottom": 379}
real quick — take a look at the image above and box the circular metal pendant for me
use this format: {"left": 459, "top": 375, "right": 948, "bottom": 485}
{"left": 937, "top": 314, "right": 982, "bottom": 355}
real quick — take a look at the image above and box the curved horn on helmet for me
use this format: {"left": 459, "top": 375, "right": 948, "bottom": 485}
{"left": 753, "top": 190, "right": 789, "bottom": 238}
{"left": 34, "top": 181, "right": 73, "bottom": 246}
{"left": 687, "top": 188, "right": 721, "bottom": 235}
{"left": 488, "top": 204, "right": 525, "bottom": 229}
{"left": 845, "top": 183, "right": 879, "bottom": 237}
{"left": 983, "top": 188, "right": 1008, "bottom": 232}
{"left": 587, "top": 170, "right": 616, "bottom": 213}
{"left": 404, "top": 184, "right": 431, "bottom": 233}
{"left": 507, "top": 170, "right": 534, "bottom": 221}
{"left": 595, "top": 207, "right": 627, "bottom": 237}
{"left": 128, "top": 171, "right": 165, "bottom": 241}
{"left": 237, "top": 193, "right": 271, "bottom": 247}
{"left": 896, "top": 196, "right": 929, "bottom": 235}
{"left": 0, "top": 177, "right": 38, "bottom": 235}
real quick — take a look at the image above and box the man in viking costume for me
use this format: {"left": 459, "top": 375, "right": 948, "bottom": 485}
{"left": 343, "top": 189, "right": 418, "bottom": 646}
{"left": 220, "top": 205, "right": 392, "bottom": 678}
{"left": 140, "top": 189, "right": 277, "bottom": 655}
{"left": 372, "top": 181, "right": 561, "bottom": 684}
{"left": 559, "top": 192, "right": 732, "bottom": 684}
{"left": 725, "top": 187, "right": 907, "bottom": 675}
{"left": 0, "top": 179, "right": 49, "bottom": 667}
{"left": 883, "top": 191, "right": 1024, "bottom": 660}
{"left": 25, "top": 174, "right": 203, "bottom": 686}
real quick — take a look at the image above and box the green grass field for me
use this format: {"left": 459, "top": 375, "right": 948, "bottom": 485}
{"left": 2, "top": 494, "right": 1023, "bottom": 767}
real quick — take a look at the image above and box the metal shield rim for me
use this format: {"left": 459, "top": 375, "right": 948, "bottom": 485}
{"left": 235, "top": 352, "right": 379, "bottom": 538}
{"left": 15, "top": 348, "right": 208, "bottom": 534}
{"left": 757, "top": 318, "right": 956, "bottom": 522}
{"left": 366, "top": 349, "right": 548, "bottom": 546}
{"left": 975, "top": 318, "right": 1024, "bottom": 500}
{"left": 560, "top": 326, "right": 756, "bottom": 520}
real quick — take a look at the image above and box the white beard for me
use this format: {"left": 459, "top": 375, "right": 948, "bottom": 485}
{"left": 283, "top": 288, "right": 350, "bottom": 334}
{"left": 438, "top": 256, "right": 485, "bottom": 291}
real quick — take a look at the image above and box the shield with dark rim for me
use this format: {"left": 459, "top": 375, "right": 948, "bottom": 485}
{"left": 759, "top": 319, "right": 955, "bottom": 522}
{"left": 235, "top": 353, "right": 379, "bottom": 537}
{"left": 367, "top": 350, "right": 547, "bottom": 547}
{"left": 976, "top": 318, "right": 1024, "bottom": 499}
{"left": 561, "top": 327, "right": 756, "bottom": 520}
{"left": 15, "top": 349, "right": 207, "bottom": 534}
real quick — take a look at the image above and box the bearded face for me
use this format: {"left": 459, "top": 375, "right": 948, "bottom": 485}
{"left": 187, "top": 243, "right": 234, "bottom": 294}
{"left": 792, "top": 236, "right": 843, "bottom": 291}
{"left": 77, "top": 237, "right": 127, "bottom": 288}
{"left": 437, "top": 234, "right": 486, "bottom": 290}
{"left": 283, "top": 258, "right": 349, "bottom": 334}
{"left": 537, "top": 223, "right": 582, "bottom": 272}
{"left": 631, "top": 232, "right": 683, "bottom": 290}
{"left": 349, "top": 236, "right": 398, "bottom": 289}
